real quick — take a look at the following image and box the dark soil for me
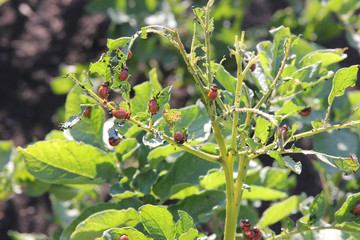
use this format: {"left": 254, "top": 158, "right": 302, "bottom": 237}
{"left": 0, "top": 0, "right": 110, "bottom": 239}
{"left": 0, "top": 0, "right": 358, "bottom": 239}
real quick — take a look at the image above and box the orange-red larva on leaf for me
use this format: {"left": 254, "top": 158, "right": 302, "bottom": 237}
{"left": 278, "top": 125, "right": 288, "bottom": 140}
{"left": 293, "top": 79, "right": 301, "bottom": 84}
{"left": 174, "top": 132, "right": 187, "bottom": 144}
{"left": 148, "top": 98, "right": 159, "bottom": 114}
{"left": 299, "top": 107, "right": 312, "bottom": 117}
{"left": 240, "top": 219, "right": 251, "bottom": 232}
{"left": 108, "top": 137, "right": 121, "bottom": 146}
{"left": 98, "top": 83, "right": 109, "bottom": 99}
{"left": 113, "top": 108, "right": 130, "bottom": 120}
{"left": 208, "top": 84, "right": 218, "bottom": 100}
{"left": 127, "top": 50, "right": 133, "bottom": 59}
{"left": 246, "top": 227, "right": 262, "bottom": 240}
{"left": 83, "top": 107, "right": 91, "bottom": 118}
{"left": 119, "top": 234, "right": 129, "bottom": 240}
{"left": 352, "top": 203, "right": 360, "bottom": 215}
{"left": 118, "top": 67, "right": 129, "bottom": 81}
{"left": 246, "top": 59, "right": 256, "bottom": 72}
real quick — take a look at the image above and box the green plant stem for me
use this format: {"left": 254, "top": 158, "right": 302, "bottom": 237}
{"left": 255, "top": 37, "right": 293, "bottom": 110}
{"left": 234, "top": 155, "right": 251, "bottom": 215}
{"left": 230, "top": 34, "right": 244, "bottom": 152}
{"left": 204, "top": 0, "right": 213, "bottom": 87}
{"left": 222, "top": 160, "right": 236, "bottom": 240}
{"left": 269, "top": 226, "right": 360, "bottom": 240}
{"left": 214, "top": 107, "right": 278, "bottom": 126}
{"left": 323, "top": 103, "right": 332, "bottom": 127}
{"left": 242, "top": 83, "right": 251, "bottom": 108}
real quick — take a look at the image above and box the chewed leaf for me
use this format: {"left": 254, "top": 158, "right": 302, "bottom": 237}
{"left": 107, "top": 37, "right": 131, "bottom": 51}
{"left": 89, "top": 53, "right": 112, "bottom": 81}
{"left": 283, "top": 156, "right": 302, "bottom": 175}
{"left": 108, "top": 124, "right": 122, "bottom": 140}
{"left": 269, "top": 152, "right": 302, "bottom": 174}
{"left": 143, "top": 134, "right": 165, "bottom": 148}
{"left": 59, "top": 106, "right": 87, "bottom": 130}
{"left": 153, "top": 86, "right": 172, "bottom": 110}
{"left": 301, "top": 150, "right": 360, "bottom": 172}
{"left": 307, "top": 192, "right": 325, "bottom": 225}
{"left": 332, "top": 155, "right": 359, "bottom": 173}
{"left": 162, "top": 103, "right": 181, "bottom": 127}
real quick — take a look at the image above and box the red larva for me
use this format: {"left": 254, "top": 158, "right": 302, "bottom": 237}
{"left": 108, "top": 137, "right": 121, "bottom": 146}
{"left": 246, "top": 59, "right": 256, "bottom": 72}
{"left": 118, "top": 234, "right": 129, "bottom": 240}
{"left": 83, "top": 107, "right": 91, "bottom": 118}
{"left": 174, "top": 132, "right": 187, "bottom": 144}
{"left": 352, "top": 203, "right": 360, "bottom": 215}
{"left": 246, "top": 227, "right": 262, "bottom": 240}
{"left": 299, "top": 107, "right": 312, "bottom": 117}
{"left": 278, "top": 125, "right": 288, "bottom": 140}
{"left": 208, "top": 84, "right": 218, "bottom": 100}
{"left": 98, "top": 83, "right": 109, "bottom": 99}
{"left": 113, "top": 108, "right": 130, "bottom": 120}
{"left": 240, "top": 219, "right": 251, "bottom": 232}
{"left": 118, "top": 67, "right": 129, "bottom": 82}
{"left": 127, "top": 50, "right": 132, "bottom": 59}
{"left": 148, "top": 98, "right": 159, "bottom": 114}
{"left": 292, "top": 79, "right": 301, "bottom": 84}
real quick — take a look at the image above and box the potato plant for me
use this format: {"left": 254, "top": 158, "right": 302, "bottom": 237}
{"left": 2, "top": 1, "right": 360, "bottom": 239}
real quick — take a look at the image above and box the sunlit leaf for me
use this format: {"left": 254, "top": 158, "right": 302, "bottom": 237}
{"left": 18, "top": 141, "right": 117, "bottom": 184}
{"left": 98, "top": 227, "right": 153, "bottom": 240}
{"left": 139, "top": 205, "right": 176, "bottom": 240}
{"left": 107, "top": 37, "right": 131, "bottom": 51}
{"left": 258, "top": 195, "right": 303, "bottom": 228}
{"left": 335, "top": 192, "right": 360, "bottom": 223}
{"left": 300, "top": 49, "right": 347, "bottom": 68}
{"left": 254, "top": 117, "right": 271, "bottom": 144}
{"left": 242, "top": 185, "right": 288, "bottom": 200}
{"left": 70, "top": 208, "right": 139, "bottom": 240}
{"left": 328, "top": 65, "right": 359, "bottom": 106}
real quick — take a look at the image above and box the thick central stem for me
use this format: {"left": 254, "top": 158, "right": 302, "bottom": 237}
{"left": 223, "top": 160, "right": 236, "bottom": 240}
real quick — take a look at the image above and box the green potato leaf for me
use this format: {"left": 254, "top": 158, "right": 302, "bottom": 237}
{"left": 139, "top": 205, "right": 176, "bottom": 240}
{"left": 18, "top": 140, "right": 117, "bottom": 184}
